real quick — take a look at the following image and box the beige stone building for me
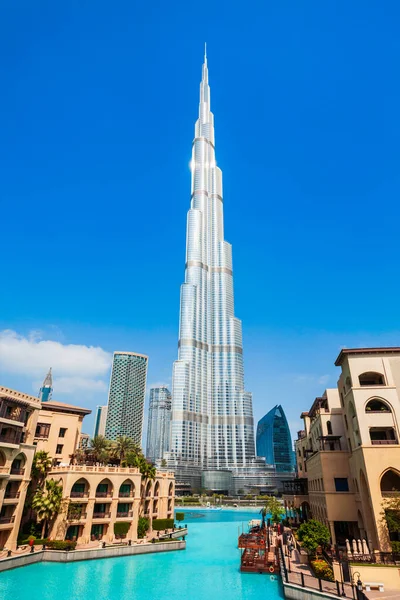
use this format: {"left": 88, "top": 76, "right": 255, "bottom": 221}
{"left": 33, "top": 396, "right": 175, "bottom": 543}
{"left": 34, "top": 400, "right": 91, "bottom": 465}
{"left": 48, "top": 465, "right": 175, "bottom": 543}
{"left": 0, "top": 386, "right": 41, "bottom": 549}
{"left": 283, "top": 347, "right": 400, "bottom": 553}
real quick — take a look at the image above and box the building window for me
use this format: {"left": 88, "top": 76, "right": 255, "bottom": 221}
{"left": 359, "top": 372, "right": 385, "bottom": 386}
{"left": 59, "top": 427, "right": 67, "bottom": 438}
{"left": 327, "top": 421, "right": 333, "bottom": 435}
{"left": 35, "top": 423, "right": 50, "bottom": 438}
{"left": 365, "top": 399, "right": 391, "bottom": 413}
{"left": 334, "top": 478, "right": 349, "bottom": 492}
{"left": 56, "top": 444, "right": 64, "bottom": 455}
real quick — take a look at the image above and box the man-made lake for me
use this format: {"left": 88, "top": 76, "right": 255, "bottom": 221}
{"left": 0, "top": 509, "right": 284, "bottom": 600}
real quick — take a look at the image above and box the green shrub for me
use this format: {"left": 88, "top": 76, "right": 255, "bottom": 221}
{"left": 33, "top": 538, "right": 50, "bottom": 545}
{"left": 152, "top": 518, "right": 174, "bottom": 531}
{"left": 175, "top": 512, "right": 185, "bottom": 522}
{"left": 297, "top": 520, "right": 331, "bottom": 555}
{"left": 137, "top": 517, "right": 149, "bottom": 539}
{"left": 391, "top": 541, "right": 400, "bottom": 553}
{"left": 46, "top": 540, "right": 77, "bottom": 551}
{"left": 114, "top": 522, "right": 130, "bottom": 537}
{"left": 311, "top": 559, "right": 334, "bottom": 582}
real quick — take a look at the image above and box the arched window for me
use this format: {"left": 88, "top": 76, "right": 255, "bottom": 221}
{"left": 359, "top": 372, "right": 385, "bottom": 386}
{"left": 380, "top": 469, "right": 400, "bottom": 495}
{"left": 327, "top": 421, "right": 333, "bottom": 435}
{"left": 365, "top": 399, "right": 391, "bottom": 413}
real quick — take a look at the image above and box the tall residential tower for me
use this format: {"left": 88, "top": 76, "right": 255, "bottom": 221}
{"left": 169, "top": 51, "right": 255, "bottom": 486}
{"left": 104, "top": 352, "right": 148, "bottom": 444}
{"left": 146, "top": 387, "right": 172, "bottom": 463}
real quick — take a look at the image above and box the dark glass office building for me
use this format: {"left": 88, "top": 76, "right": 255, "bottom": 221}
{"left": 256, "top": 405, "right": 295, "bottom": 477}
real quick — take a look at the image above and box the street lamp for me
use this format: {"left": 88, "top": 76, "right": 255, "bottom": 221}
{"left": 352, "top": 571, "right": 363, "bottom": 593}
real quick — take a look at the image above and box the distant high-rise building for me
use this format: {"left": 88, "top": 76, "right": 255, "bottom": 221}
{"left": 169, "top": 50, "right": 255, "bottom": 487}
{"left": 146, "top": 387, "right": 172, "bottom": 463}
{"left": 104, "top": 352, "right": 148, "bottom": 444}
{"left": 38, "top": 367, "right": 53, "bottom": 403}
{"left": 256, "top": 405, "right": 295, "bottom": 486}
{"left": 93, "top": 405, "right": 108, "bottom": 438}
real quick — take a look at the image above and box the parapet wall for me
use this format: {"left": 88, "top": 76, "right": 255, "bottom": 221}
{"left": 0, "top": 540, "right": 185, "bottom": 572}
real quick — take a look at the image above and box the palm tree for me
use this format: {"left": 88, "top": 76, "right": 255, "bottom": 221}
{"left": 112, "top": 436, "right": 140, "bottom": 464}
{"left": 32, "top": 478, "right": 63, "bottom": 538}
{"left": 31, "top": 451, "right": 52, "bottom": 486}
{"left": 138, "top": 458, "right": 156, "bottom": 516}
{"left": 89, "top": 435, "right": 110, "bottom": 464}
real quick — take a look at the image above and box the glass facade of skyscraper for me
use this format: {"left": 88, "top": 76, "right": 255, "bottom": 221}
{"left": 105, "top": 352, "right": 148, "bottom": 444}
{"left": 256, "top": 405, "right": 295, "bottom": 474}
{"left": 146, "top": 387, "right": 172, "bottom": 463}
{"left": 170, "top": 52, "right": 255, "bottom": 481}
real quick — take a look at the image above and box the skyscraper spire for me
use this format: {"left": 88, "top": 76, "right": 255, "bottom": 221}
{"left": 39, "top": 367, "right": 53, "bottom": 402}
{"left": 169, "top": 51, "right": 255, "bottom": 487}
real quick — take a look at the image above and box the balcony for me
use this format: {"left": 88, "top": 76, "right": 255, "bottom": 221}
{"left": 0, "top": 431, "right": 22, "bottom": 445}
{"left": 4, "top": 491, "right": 20, "bottom": 499}
{"left": 10, "top": 468, "right": 25, "bottom": 476}
{"left": 67, "top": 512, "right": 87, "bottom": 520}
{"left": 370, "top": 427, "right": 398, "bottom": 446}
{"left": 92, "top": 512, "right": 111, "bottom": 519}
{"left": 0, "top": 516, "right": 15, "bottom": 524}
{"left": 0, "top": 403, "right": 26, "bottom": 424}
{"left": 371, "top": 439, "right": 398, "bottom": 445}
{"left": 119, "top": 491, "right": 134, "bottom": 498}
{"left": 282, "top": 478, "right": 309, "bottom": 496}
{"left": 117, "top": 511, "right": 133, "bottom": 518}
{"left": 95, "top": 491, "right": 113, "bottom": 498}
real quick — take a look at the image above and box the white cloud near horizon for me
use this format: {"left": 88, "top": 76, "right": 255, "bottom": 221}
{"left": 0, "top": 329, "right": 112, "bottom": 395}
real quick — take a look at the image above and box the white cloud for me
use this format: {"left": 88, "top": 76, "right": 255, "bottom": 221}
{"left": 32, "top": 377, "right": 108, "bottom": 395}
{"left": 0, "top": 329, "right": 112, "bottom": 399}
{"left": 0, "top": 329, "right": 111, "bottom": 378}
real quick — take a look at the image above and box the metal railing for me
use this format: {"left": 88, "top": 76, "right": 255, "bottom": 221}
{"left": 10, "top": 468, "right": 25, "bottom": 475}
{"left": 279, "top": 546, "right": 368, "bottom": 600}
{"left": 0, "top": 516, "right": 15, "bottom": 524}
{"left": 92, "top": 512, "right": 111, "bottom": 519}
{"left": 4, "top": 491, "right": 20, "bottom": 499}
{"left": 116, "top": 511, "right": 133, "bottom": 518}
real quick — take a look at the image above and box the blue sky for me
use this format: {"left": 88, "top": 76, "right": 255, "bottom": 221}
{"left": 1, "top": 1, "right": 400, "bottom": 444}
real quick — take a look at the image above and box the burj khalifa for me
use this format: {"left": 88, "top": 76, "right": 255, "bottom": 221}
{"left": 168, "top": 50, "right": 257, "bottom": 489}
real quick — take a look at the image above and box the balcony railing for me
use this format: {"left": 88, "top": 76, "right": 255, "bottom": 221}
{"left": 4, "top": 491, "right": 20, "bottom": 499}
{"left": 371, "top": 439, "right": 398, "bottom": 445}
{"left": 382, "top": 491, "right": 400, "bottom": 497}
{"left": 92, "top": 512, "right": 111, "bottom": 519}
{"left": 10, "top": 468, "right": 25, "bottom": 475}
{"left": 70, "top": 491, "right": 89, "bottom": 498}
{"left": 117, "top": 511, "right": 133, "bottom": 518}
{"left": 0, "top": 467, "right": 9, "bottom": 474}
{"left": 0, "top": 432, "right": 22, "bottom": 445}
{"left": 95, "top": 491, "right": 113, "bottom": 498}
{"left": 68, "top": 512, "right": 87, "bottom": 520}
{"left": 0, "top": 403, "right": 26, "bottom": 423}
{"left": 119, "top": 491, "right": 134, "bottom": 498}
{"left": 0, "top": 516, "right": 15, "bottom": 524}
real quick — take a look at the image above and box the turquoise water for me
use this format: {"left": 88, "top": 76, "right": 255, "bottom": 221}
{"left": 0, "top": 509, "right": 283, "bottom": 600}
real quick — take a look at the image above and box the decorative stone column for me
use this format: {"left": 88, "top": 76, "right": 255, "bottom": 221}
{"left": 82, "top": 498, "right": 95, "bottom": 543}
{"left": 329, "top": 521, "right": 336, "bottom": 545}
{"left": 109, "top": 498, "right": 119, "bottom": 542}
